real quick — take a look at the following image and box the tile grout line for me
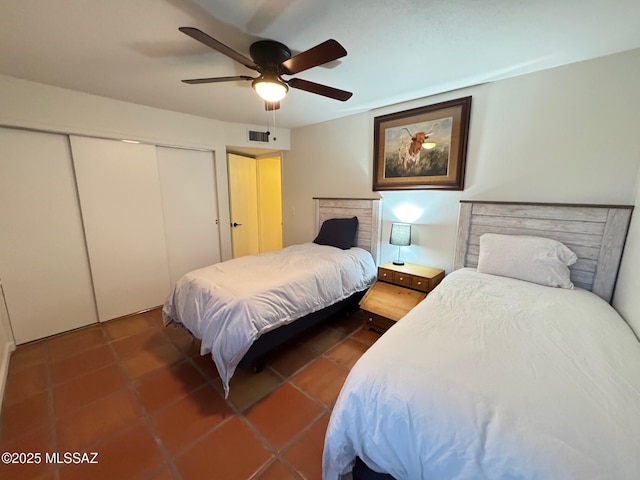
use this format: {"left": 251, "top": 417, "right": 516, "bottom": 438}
{"left": 2, "top": 309, "right": 377, "bottom": 480}
{"left": 102, "top": 320, "right": 184, "bottom": 480}
{"left": 229, "top": 316, "right": 359, "bottom": 479}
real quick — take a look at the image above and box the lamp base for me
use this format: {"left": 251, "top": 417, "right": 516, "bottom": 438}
{"left": 392, "top": 260, "right": 405, "bottom": 266}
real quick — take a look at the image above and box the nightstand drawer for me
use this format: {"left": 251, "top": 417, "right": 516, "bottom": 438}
{"left": 412, "top": 275, "right": 429, "bottom": 292}
{"left": 377, "top": 267, "right": 393, "bottom": 282}
{"left": 378, "top": 268, "right": 437, "bottom": 292}
{"left": 377, "top": 266, "right": 413, "bottom": 288}
{"left": 392, "top": 271, "right": 413, "bottom": 287}
{"left": 362, "top": 311, "right": 395, "bottom": 334}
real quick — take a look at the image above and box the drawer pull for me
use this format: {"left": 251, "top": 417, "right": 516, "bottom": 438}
{"left": 417, "top": 281, "right": 422, "bottom": 285}
{"left": 368, "top": 317, "right": 373, "bottom": 322}
{"left": 399, "top": 276, "right": 404, "bottom": 281}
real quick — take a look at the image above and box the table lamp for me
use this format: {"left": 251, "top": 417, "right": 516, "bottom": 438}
{"left": 390, "top": 223, "right": 411, "bottom": 265}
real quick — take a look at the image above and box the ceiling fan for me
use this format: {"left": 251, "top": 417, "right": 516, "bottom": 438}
{"left": 179, "top": 27, "right": 353, "bottom": 110}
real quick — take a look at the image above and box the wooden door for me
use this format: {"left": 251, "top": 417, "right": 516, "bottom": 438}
{"left": 227, "top": 153, "right": 259, "bottom": 258}
{"left": 257, "top": 156, "right": 283, "bottom": 252}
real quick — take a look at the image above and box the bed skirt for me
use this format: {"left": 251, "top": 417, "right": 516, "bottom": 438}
{"left": 237, "top": 290, "right": 365, "bottom": 371}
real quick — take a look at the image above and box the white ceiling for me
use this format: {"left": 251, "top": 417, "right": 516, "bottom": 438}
{"left": 1, "top": 0, "right": 639, "bottom": 130}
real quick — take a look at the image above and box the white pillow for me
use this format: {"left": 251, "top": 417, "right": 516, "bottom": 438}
{"left": 477, "top": 233, "right": 577, "bottom": 289}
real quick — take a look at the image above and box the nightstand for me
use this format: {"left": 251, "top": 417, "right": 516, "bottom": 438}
{"left": 360, "top": 262, "right": 445, "bottom": 333}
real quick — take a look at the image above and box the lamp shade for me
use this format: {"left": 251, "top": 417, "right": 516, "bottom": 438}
{"left": 253, "top": 76, "right": 288, "bottom": 102}
{"left": 390, "top": 223, "right": 411, "bottom": 246}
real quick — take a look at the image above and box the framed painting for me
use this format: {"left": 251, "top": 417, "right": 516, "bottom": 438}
{"left": 372, "top": 96, "right": 471, "bottom": 191}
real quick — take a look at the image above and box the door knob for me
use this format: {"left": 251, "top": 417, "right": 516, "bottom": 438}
{"left": 231, "top": 222, "right": 242, "bottom": 227}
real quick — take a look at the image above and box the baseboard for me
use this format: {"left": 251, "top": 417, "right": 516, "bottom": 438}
{"left": 0, "top": 339, "right": 16, "bottom": 408}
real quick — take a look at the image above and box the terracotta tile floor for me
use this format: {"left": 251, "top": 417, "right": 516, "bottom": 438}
{"left": 0, "top": 307, "right": 380, "bottom": 480}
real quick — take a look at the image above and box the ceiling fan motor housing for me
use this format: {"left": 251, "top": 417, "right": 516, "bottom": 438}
{"left": 250, "top": 40, "right": 292, "bottom": 75}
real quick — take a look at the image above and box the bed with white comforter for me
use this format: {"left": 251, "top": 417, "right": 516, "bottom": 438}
{"left": 163, "top": 242, "right": 376, "bottom": 396}
{"left": 323, "top": 268, "right": 640, "bottom": 479}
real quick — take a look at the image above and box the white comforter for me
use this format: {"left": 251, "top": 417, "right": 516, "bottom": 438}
{"left": 323, "top": 268, "right": 640, "bottom": 480}
{"left": 163, "top": 243, "right": 376, "bottom": 396}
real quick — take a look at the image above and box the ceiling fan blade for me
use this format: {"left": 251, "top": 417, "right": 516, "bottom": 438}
{"left": 182, "top": 75, "right": 254, "bottom": 84}
{"left": 280, "top": 39, "right": 347, "bottom": 75}
{"left": 287, "top": 78, "right": 352, "bottom": 101}
{"left": 179, "top": 27, "right": 257, "bottom": 71}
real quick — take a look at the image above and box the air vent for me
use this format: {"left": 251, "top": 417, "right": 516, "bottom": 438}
{"left": 248, "top": 130, "right": 270, "bottom": 143}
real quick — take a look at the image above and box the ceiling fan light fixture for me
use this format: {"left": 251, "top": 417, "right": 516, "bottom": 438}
{"left": 252, "top": 76, "right": 288, "bottom": 102}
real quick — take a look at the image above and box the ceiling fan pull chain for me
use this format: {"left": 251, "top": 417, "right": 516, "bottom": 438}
{"left": 265, "top": 108, "right": 270, "bottom": 139}
{"left": 272, "top": 108, "right": 277, "bottom": 141}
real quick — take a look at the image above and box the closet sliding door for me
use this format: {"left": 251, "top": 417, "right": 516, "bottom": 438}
{"left": 156, "top": 147, "right": 221, "bottom": 287}
{"left": 70, "top": 136, "right": 171, "bottom": 322}
{"left": 0, "top": 128, "right": 98, "bottom": 343}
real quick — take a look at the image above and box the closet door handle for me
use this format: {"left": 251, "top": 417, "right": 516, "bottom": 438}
{"left": 231, "top": 222, "right": 243, "bottom": 227}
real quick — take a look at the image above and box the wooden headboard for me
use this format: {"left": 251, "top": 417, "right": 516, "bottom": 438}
{"left": 313, "top": 197, "right": 382, "bottom": 264}
{"left": 454, "top": 201, "right": 633, "bottom": 303}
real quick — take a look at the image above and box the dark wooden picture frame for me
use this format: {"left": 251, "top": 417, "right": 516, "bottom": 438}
{"left": 372, "top": 96, "right": 471, "bottom": 191}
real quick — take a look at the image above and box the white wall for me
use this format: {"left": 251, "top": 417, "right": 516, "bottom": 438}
{"left": 224, "top": 122, "right": 290, "bottom": 152}
{"left": 0, "top": 74, "right": 225, "bottom": 150}
{"left": 613, "top": 166, "right": 640, "bottom": 337}
{"left": 284, "top": 48, "right": 640, "bottom": 256}
{"left": 283, "top": 48, "right": 640, "bottom": 314}
{"left": 282, "top": 113, "right": 374, "bottom": 244}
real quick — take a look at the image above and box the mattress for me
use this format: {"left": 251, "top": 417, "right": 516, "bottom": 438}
{"left": 323, "top": 268, "right": 640, "bottom": 480}
{"left": 163, "top": 242, "right": 376, "bottom": 396}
